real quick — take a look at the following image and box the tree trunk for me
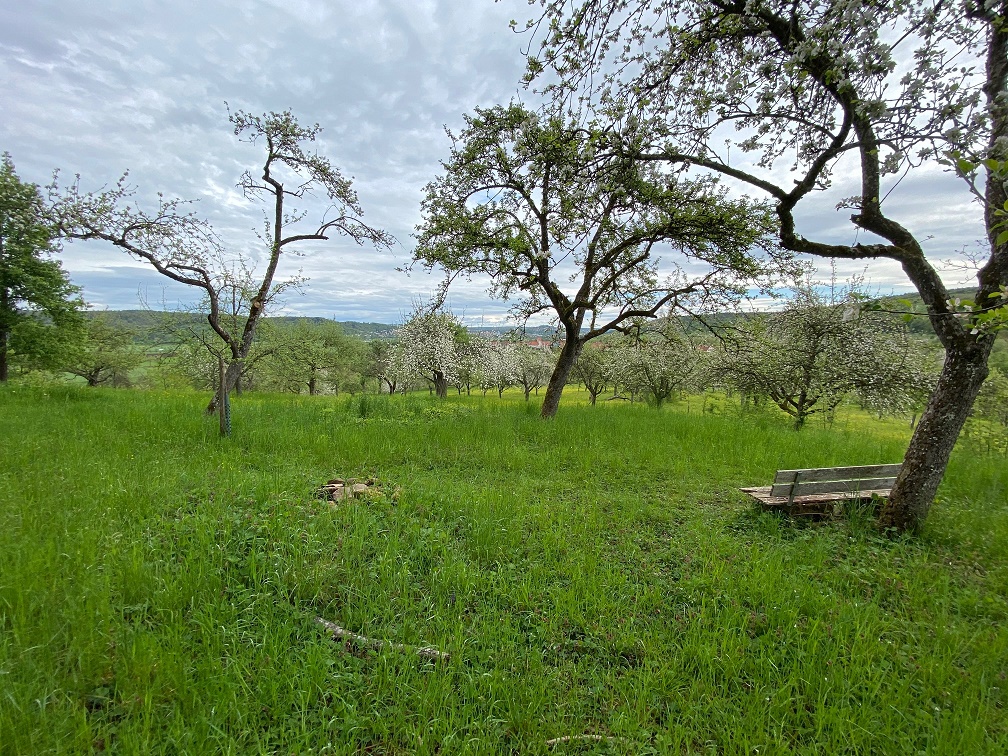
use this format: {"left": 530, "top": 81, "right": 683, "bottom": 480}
{"left": 0, "top": 328, "right": 8, "bottom": 383}
{"left": 206, "top": 359, "right": 242, "bottom": 414}
{"left": 541, "top": 338, "right": 582, "bottom": 418}
{"left": 0, "top": 284, "right": 8, "bottom": 382}
{"left": 793, "top": 388, "right": 810, "bottom": 430}
{"left": 433, "top": 370, "right": 448, "bottom": 399}
{"left": 880, "top": 345, "right": 992, "bottom": 531}
{"left": 876, "top": 13, "right": 1006, "bottom": 531}
{"left": 308, "top": 375, "right": 317, "bottom": 396}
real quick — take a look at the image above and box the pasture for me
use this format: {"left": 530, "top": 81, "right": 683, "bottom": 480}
{"left": 1, "top": 385, "right": 1005, "bottom": 754}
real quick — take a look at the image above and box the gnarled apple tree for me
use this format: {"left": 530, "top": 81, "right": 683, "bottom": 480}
{"left": 531, "top": 0, "right": 1008, "bottom": 531}
{"left": 49, "top": 108, "right": 392, "bottom": 414}
{"left": 412, "top": 104, "right": 786, "bottom": 418}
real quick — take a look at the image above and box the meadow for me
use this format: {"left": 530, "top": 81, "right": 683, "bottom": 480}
{"left": 0, "top": 384, "right": 1005, "bottom": 754}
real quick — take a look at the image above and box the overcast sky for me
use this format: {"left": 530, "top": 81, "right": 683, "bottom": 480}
{"left": 1, "top": 1, "right": 988, "bottom": 325}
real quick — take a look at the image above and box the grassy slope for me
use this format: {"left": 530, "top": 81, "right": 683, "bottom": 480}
{"left": 0, "top": 386, "right": 1005, "bottom": 754}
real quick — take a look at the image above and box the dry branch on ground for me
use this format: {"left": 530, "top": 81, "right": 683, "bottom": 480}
{"left": 315, "top": 617, "right": 450, "bottom": 662}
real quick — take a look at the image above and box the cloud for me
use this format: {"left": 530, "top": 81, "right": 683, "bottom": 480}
{"left": 1, "top": 1, "right": 990, "bottom": 325}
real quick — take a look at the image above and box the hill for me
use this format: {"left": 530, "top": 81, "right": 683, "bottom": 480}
{"left": 85, "top": 310, "right": 397, "bottom": 344}
{"left": 84, "top": 310, "right": 559, "bottom": 345}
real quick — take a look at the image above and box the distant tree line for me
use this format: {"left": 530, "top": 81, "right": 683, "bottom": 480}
{"left": 33, "top": 290, "right": 950, "bottom": 436}
{"left": 2, "top": 144, "right": 1003, "bottom": 441}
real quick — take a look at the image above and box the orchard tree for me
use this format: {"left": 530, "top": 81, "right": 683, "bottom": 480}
{"left": 513, "top": 342, "right": 554, "bottom": 400}
{"left": 156, "top": 268, "right": 289, "bottom": 395}
{"left": 457, "top": 334, "right": 512, "bottom": 399}
{"left": 530, "top": 0, "right": 1008, "bottom": 531}
{"left": 167, "top": 314, "right": 285, "bottom": 393}
{"left": 413, "top": 103, "right": 786, "bottom": 418}
{"left": 856, "top": 336, "right": 938, "bottom": 426}
{"left": 395, "top": 309, "right": 466, "bottom": 398}
{"left": 65, "top": 313, "right": 143, "bottom": 387}
{"left": 472, "top": 335, "right": 519, "bottom": 397}
{"left": 366, "top": 340, "right": 402, "bottom": 395}
{"left": 716, "top": 283, "right": 934, "bottom": 429}
{"left": 467, "top": 333, "right": 494, "bottom": 396}
{"left": 615, "top": 319, "right": 706, "bottom": 408}
{"left": 572, "top": 340, "right": 613, "bottom": 404}
{"left": 452, "top": 328, "right": 481, "bottom": 395}
{"left": 264, "top": 319, "right": 363, "bottom": 396}
{"left": 329, "top": 327, "right": 369, "bottom": 395}
{"left": 49, "top": 108, "right": 392, "bottom": 414}
{"left": 0, "top": 153, "right": 82, "bottom": 381}
{"left": 5, "top": 314, "right": 84, "bottom": 377}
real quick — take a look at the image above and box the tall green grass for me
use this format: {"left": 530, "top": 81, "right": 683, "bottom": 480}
{"left": 0, "top": 384, "right": 1005, "bottom": 754}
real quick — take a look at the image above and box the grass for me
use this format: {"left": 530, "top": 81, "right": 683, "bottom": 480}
{"left": 0, "top": 384, "right": 1006, "bottom": 754}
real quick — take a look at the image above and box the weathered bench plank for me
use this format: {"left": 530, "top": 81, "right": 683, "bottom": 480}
{"left": 770, "top": 476, "right": 899, "bottom": 499}
{"left": 742, "top": 463, "right": 902, "bottom": 516}
{"left": 772, "top": 464, "right": 902, "bottom": 485}
{"left": 740, "top": 485, "right": 895, "bottom": 506}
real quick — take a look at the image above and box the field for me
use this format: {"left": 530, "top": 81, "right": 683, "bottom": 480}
{"left": 1, "top": 385, "right": 1006, "bottom": 754}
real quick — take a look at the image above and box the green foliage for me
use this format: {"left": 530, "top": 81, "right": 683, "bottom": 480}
{"left": 965, "top": 367, "right": 1008, "bottom": 455}
{"left": 75, "top": 310, "right": 396, "bottom": 346}
{"left": 64, "top": 313, "right": 143, "bottom": 387}
{"left": 165, "top": 318, "right": 286, "bottom": 392}
{"left": 7, "top": 310, "right": 85, "bottom": 374}
{"left": 257, "top": 319, "right": 369, "bottom": 395}
{"left": 944, "top": 288, "right": 1008, "bottom": 336}
{"left": 414, "top": 104, "right": 784, "bottom": 328}
{"left": 976, "top": 367, "right": 1008, "bottom": 426}
{"left": 0, "top": 152, "right": 83, "bottom": 379}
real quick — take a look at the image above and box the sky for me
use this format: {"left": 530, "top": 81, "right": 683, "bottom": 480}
{"left": 0, "top": 1, "right": 989, "bottom": 326}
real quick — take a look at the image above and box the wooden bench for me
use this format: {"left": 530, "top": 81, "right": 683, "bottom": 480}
{"left": 741, "top": 463, "right": 902, "bottom": 516}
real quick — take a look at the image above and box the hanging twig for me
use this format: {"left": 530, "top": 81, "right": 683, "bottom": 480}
{"left": 314, "top": 617, "right": 450, "bottom": 662}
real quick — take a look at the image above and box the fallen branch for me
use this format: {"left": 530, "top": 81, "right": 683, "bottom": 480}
{"left": 315, "top": 617, "right": 450, "bottom": 662}
{"left": 546, "top": 734, "right": 629, "bottom": 747}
